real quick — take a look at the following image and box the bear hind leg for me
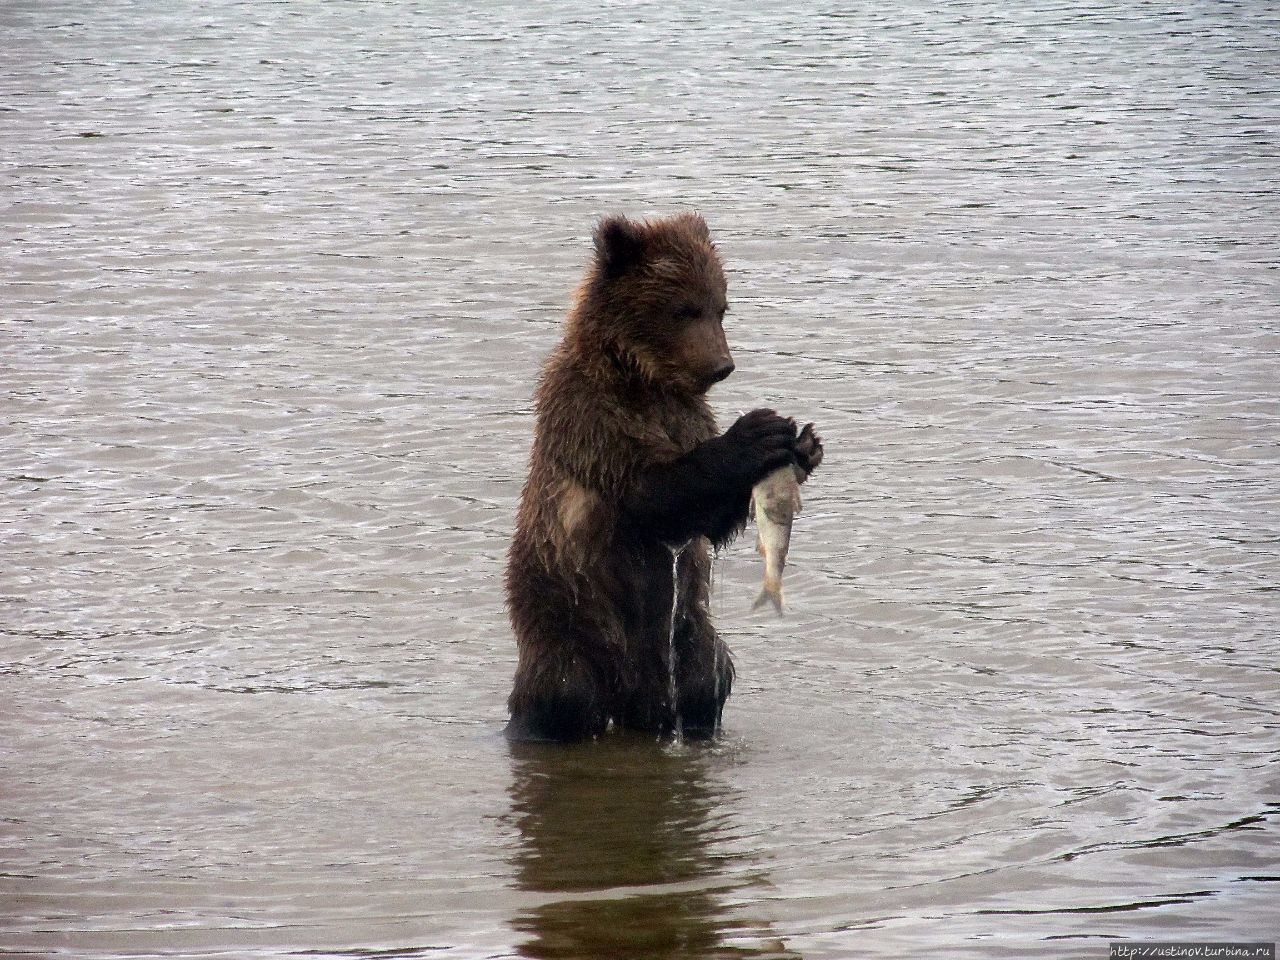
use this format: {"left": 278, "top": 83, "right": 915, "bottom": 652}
{"left": 675, "top": 628, "right": 734, "bottom": 740}
{"left": 506, "top": 650, "right": 611, "bottom": 742}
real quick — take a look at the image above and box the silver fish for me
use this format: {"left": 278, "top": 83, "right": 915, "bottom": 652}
{"left": 750, "top": 463, "right": 805, "bottom": 614}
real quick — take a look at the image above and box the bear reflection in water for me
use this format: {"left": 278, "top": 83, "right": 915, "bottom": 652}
{"left": 506, "top": 213, "right": 822, "bottom": 742}
{"left": 506, "top": 736, "right": 801, "bottom": 959}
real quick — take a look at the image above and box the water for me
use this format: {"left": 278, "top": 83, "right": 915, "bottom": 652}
{"left": 3, "top": 1, "right": 1278, "bottom": 957}
{"left": 669, "top": 543, "right": 687, "bottom": 735}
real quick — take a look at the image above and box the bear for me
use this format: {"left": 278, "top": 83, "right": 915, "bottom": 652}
{"left": 504, "top": 212, "right": 822, "bottom": 742}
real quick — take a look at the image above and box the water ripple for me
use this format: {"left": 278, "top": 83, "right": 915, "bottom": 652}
{"left": 3, "top": 1, "right": 1278, "bottom": 957}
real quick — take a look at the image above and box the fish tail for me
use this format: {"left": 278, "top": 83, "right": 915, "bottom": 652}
{"left": 751, "top": 581, "right": 784, "bottom": 615}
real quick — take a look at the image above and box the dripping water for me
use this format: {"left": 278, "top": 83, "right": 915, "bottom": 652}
{"left": 667, "top": 541, "right": 688, "bottom": 735}
{"left": 710, "top": 544, "right": 725, "bottom": 729}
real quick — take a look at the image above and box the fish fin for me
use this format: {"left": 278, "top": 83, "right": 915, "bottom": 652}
{"left": 751, "top": 585, "right": 784, "bottom": 615}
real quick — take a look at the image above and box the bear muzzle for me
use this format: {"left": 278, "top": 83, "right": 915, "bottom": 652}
{"left": 709, "top": 359, "right": 736, "bottom": 383}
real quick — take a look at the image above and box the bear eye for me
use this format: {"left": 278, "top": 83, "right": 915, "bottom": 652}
{"left": 675, "top": 304, "right": 701, "bottom": 322}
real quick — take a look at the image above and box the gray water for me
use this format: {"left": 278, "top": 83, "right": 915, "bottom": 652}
{"left": 3, "top": 2, "right": 1278, "bottom": 957}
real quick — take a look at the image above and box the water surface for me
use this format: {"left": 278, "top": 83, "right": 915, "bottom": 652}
{"left": 3, "top": 1, "right": 1278, "bottom": 957}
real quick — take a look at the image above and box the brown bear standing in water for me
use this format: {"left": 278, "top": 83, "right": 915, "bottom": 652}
{"left": 505, "top": 213, "right": 822, "bottom": 741}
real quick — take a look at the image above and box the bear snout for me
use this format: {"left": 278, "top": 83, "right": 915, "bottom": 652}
{"left": 710, "top": 359, "right": 736, "bottom": 383}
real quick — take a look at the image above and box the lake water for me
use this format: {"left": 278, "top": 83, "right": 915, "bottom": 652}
{"left": 3, "top": 2, "right": 1278, "bottom": 957}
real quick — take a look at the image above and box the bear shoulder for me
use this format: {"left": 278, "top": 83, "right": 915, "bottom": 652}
{"left": 532, "top": 350, "right": 662, "bottom": 496}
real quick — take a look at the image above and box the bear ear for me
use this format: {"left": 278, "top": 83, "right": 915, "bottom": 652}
{"left": 679, "top": 212, "right": 712, "bottom": 242}
{"left": 593, "top": 215, "right": 647, "bottom": 279}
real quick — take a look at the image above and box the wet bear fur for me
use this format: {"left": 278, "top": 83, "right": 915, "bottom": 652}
{"left": 505, "top": 213, "right": 820, "bottom": 742}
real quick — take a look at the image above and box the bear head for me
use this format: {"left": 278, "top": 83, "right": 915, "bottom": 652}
{"left": 577, "top": 212, "right": 733, "bottom": 396}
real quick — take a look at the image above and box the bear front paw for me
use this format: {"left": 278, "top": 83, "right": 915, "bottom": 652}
{"left": 723, "top": 408, "right": 798, "bottom": 483}
{"left": 795, "top": 422, "right": 824, "bottom": 480}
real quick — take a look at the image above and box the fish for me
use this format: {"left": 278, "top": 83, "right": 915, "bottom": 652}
{"left": 748, "top": 421, "right": 823, "bottom": 614}
{"left": 750, "top": 462, "right": 805, "bottom": 614}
